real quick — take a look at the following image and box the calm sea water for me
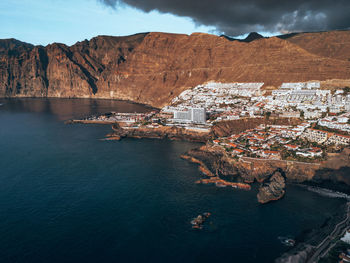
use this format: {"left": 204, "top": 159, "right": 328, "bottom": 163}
{"left": 0, "top": 99, "right": 346, "bottom": 263}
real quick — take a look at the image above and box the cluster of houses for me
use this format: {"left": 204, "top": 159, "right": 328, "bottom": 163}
{"left": 212, "top": 124, "right": 313, "bottom": 160}
{"left": 157, "top": 81, "right": 350, "bottom": 152}
{"left": 170, "top": 82, "right": 264, "bottom": 110}
{"left": 212, "top": 122, "right": 350, "bottom": 161}
{"left": 162, "top": 81, "right": 350, "bottom": 126}
{"left": 269, "top": 82, "right": 350, "bottom": 118}
{"left": 85, "top": 111, "right": 157, "bottom": 124}
{"left": 302, "top": 128, "right": 350, "bottom": 146}
{"left": 162, "top": 82, "right": 265, "bottom": 122}
{"left": 318, "top": 113, "right": 350, "bottom": 133}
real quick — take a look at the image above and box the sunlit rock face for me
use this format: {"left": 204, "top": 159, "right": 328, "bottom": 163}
{"left": 1, "top": 30, "right": 350, "bottom": 107}
{"left": 257, "top": 171, "right": 286, "bottom": 204}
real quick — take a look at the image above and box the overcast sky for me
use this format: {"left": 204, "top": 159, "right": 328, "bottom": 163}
{"left": 1, "top": 0, "right": 349, "bottom": 46}
{"left": 101, "top": 0, "right": 350, "bottom": 36}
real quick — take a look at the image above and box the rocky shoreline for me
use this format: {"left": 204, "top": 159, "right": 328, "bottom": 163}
{"left": 107, "top": 123, "right": 211, "bottom": 143}
{"left": 68, "top": 117, "right": 350, "bottom": 262}
{"left": 183, "top": 144, "right": 350, "bottom": 204}
{"left": 68, "top": 118, "right": 350, "bottom": 204}
{"left": 276, "top": 202, "right": 350, "bottom": 263}
{"left": 179, "top": 141, "right": 350, "bottom": 262}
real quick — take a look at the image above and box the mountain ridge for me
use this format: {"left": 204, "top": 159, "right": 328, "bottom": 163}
{"left": 1, "top": 30, "right": 350, "bottom": 107}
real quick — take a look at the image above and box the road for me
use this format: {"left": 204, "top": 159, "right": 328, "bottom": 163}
{"left": 307, "top": 202, "right": 350, "bottom": 263}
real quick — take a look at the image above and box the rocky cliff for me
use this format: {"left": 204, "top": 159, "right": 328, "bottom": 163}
{"left": 186, "top": 145, "right": 320, "bottom": 183}
{"left": 257, "top": 171, "right": 286, "bottom": 204}
{"left": 185, "top": 145, "right": 350, "bottom": 203}
{"left": 1, "top": 30, "right": 350, "bottom": 107}
{"left": 109, "top": 123, "right": 210, "bottom": 142}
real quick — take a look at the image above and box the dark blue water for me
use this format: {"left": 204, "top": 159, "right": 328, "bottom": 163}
{"left": 0, "top": 99, "right": 345, "bottom": 263}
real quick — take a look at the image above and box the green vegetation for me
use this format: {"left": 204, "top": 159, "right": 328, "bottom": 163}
{"left": 264, "top": 111, "right": 271, "bottom": 120}
{"left": 141, "top": 121, "right": 151, "bottom": 126}
{"left": 247, "top": 153, "right": 257, "bottom": 158}
{"left": 270, "top": 143, "right": 283, "bottom": 151}
{"left": 344, "top": 86, "right": 350, "bottom": 95}
{"left": 225, "top": 147, "right": 233, "bottom": 152}
{"left": 314, "top": 124, "right": 349, "bottom": 136}
{"left": 319, "top": 240, "right": 350, "bottom": 263}
{"left": 271, "top": 138, "right": 327, "bottom": 162}
{"left": 209, "top": 115, "right": 217, "bottom": 121}
{"left": 232, "top": 155, "right": 239, "bottom": 160}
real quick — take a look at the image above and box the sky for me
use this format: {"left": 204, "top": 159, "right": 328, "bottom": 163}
{"left": 1, "top": 0, "right": 349, "bottom": 46}
{"left": 0, "top": 0, "right": 215, "bottom": 46}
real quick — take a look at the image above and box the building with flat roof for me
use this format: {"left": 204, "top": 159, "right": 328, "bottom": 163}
{"left": 173, "top": 110, "right": 191, "bottom": 121}
{"left": 327, "top": 134, "right": 350, "bottom": 145}
{"left": 190, "top": 108, "right": 206, "bottom": 123}
{"left": 302, "top": 128, "right": 332, "bottom": 144}
{"left": 173, "top": 107, "right": 206, "bottom": 124}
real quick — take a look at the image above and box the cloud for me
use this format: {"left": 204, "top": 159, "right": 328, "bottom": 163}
{"left": 98, "top": 0, "right": 350, "bottom": 36}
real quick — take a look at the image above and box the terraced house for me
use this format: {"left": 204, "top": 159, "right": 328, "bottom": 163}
{"left": 302, "top": 128, "right": 332, "bottom": 144}
{"left": 327, "top": 134, "right": 350, "bottom": 146}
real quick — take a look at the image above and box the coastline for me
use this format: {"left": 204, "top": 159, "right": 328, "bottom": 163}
{"left": 66, "top": 109, "right": 350, "bottom": 262}
{"left": 66, "top": 116, "right": 350, "bottom": 200}
{"left": 66, "top": 114, "right": 350, "bottom": 199}
{"left": 183, "top": 144, "right": 350, "bottom": 199}
{"left": 1, "top": 26, "right": 350, "bottom": 262}
{"left": 276, "top": 202, "right": 350, "bottom": 263}
{"left": 108, "top": 123, "right": 211, "bottom": 143}
{"left": 0, "top": 96, "right": 159, "bottom": 111}
{"left": 66, "top": 119, "right": 120, "bottom": 125}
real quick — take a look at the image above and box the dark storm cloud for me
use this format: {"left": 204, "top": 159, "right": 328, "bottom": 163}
{"left": 99, "top": 0, "right": 350, "bottom": 36}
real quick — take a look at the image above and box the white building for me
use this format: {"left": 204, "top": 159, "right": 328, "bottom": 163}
{"left": 302, "top": 128, "right": 331, "bottom": 144}
{"left": 327, "top": 134, "right": 350, "bottom": 145}
{"left": 280, "top": 111, "right": 301, "bottom": 118}
{"left": 279, "top": 82, "right": 320, "bottom": 90}
{"left": 174, "top": 110, "right": 191, "bottom": 121}
{"left": 304, "top": 111, "right": 322, "bottom": 120}
{"left": 173, "top": 107, "right": 206, "bottom": 124}
{"left": 329, "top": 106, "right": 341, "bottom": 114}
{"left": 190, "top": 108, "right": 206, "bottom": 123}
{"left": 345, "top": 103, "right": 350, "bottom": 112}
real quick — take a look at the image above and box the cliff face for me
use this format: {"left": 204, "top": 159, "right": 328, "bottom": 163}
{"left": 257, "top": 171, "right": 286, "bottom": 204}
{"left": 187, "top": 145, "right": 319, "bottom": 184}
{"left": 0, "top": 34, "right": 147, "bottom": 99}
{"left": 0, "top": 40, "right": 48, "bottom": 97}
{"left": 1, "top": 30, "right": 350, "bottom": 107}
{"left": 186, "top": 145, "right": 350, "bottom": 203}
{"left": 110, "top": 123, "right": 210, "bottom": 142}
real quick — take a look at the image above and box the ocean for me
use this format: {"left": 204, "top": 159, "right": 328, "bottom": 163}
{"left": 0, "top": 98, "right": 346, "bottom": 263}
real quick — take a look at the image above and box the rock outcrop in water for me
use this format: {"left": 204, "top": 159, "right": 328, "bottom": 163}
{"left": 185, "top": 144, "right": 350, "bottom": 203}
{"left": 257, "top": 171, "right": 286, "bottom": 204}
{"left": 1, "top": 30, "right": 350, "bottom": 107}
{"left": 186, "top": 145, "right": 319, "bottom": 183}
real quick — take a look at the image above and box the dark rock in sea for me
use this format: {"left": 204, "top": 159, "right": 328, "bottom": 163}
{"left": 257, "top": 171, "right": 286, "bottom": 204}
